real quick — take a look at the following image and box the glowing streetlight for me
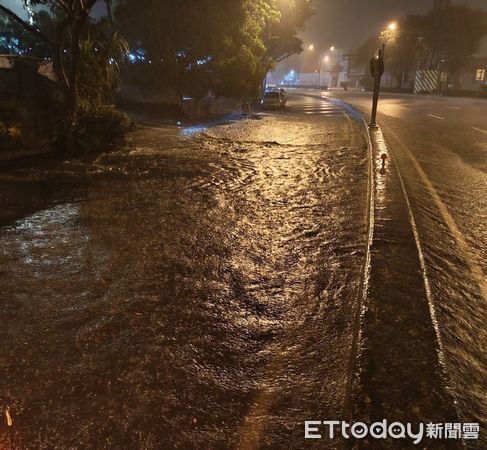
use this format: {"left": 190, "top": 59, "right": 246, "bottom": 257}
{"left": 308, "top": 44, "right": 314, "bottom": 51}
{"left": 388, "top": 21, "right": 397, "bottom": 31}
{"left": 330, "top": 46, "right": 335, "bottom": 52}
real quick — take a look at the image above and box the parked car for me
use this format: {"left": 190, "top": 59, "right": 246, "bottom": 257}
{"left": 262, "top": 91, "right": 286, "bottom": 109}
{"left": 278, "top": 88, "right": 287, "bottom": 104}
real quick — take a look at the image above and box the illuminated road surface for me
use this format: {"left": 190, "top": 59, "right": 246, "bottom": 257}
{"left": 322, "top": 89, "right": 487, "bottom": 446}
{"left": 0, "top": 92, "right": 483, "bottom": 449}
{"left": 0, "top": 96, "right": 370, "bottom": 448}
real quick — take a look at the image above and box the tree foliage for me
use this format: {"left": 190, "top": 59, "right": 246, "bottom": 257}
{"left": 266, "top": 0, "right": 314, "bottom": 62}
{"left": 116, "top": 0, "right": 313, "bottom": 97}
{"left": 420, "top": 6, "right": 487, "bottom": 75}
{"left": 6, "top": 0, "right": 314, "bottom": 110}
{"left": 0, "top": 5, "right": 47, "bottom": 55}
{"left": 78, "top": 27, "right": 129, "bottom": 105}
{"left": 356, "top": 6, "right": 487, "bottom": 88}
{"left": 22, "top": 0, "right": 113, "bottom": 115}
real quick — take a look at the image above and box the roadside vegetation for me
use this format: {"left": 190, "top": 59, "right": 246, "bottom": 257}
{"left": 354, "top": 5, "right": 487, "bottom": 91}
{"left": 0, "top": 0, "right": 314, "bottom": 157}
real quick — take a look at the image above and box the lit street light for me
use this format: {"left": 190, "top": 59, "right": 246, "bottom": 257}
{"left": 319, "top": 55, "right": 331, "bottom": 88}
{"left": 380, "top": 21, "right": 399, "bottom": 46}
{"left": 308, "top": 44, "right": 314, "bottom": 51}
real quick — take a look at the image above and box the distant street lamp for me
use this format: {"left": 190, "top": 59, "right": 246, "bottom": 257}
{"left": 307, "top": 45, "right": 337, "bottom": 88}
{"left": 381, "top": 22, "right": 399, "bottom": 46}
{"left": 319, "top": 56, "right": 331, "bottom": 88}
{"left": 380, "top": 21, "right": 399, "bottom": 87}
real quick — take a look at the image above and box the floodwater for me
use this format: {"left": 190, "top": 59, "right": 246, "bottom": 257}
{"left": 0, "top": 96, "right": 370, "bottom": 449}
{"left": 1, "top": 93, "right": 483, "bottom": 449}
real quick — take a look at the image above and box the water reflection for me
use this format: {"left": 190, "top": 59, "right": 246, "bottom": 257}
{"left": 0, "top": 98, "right": 368, "bottom": 448}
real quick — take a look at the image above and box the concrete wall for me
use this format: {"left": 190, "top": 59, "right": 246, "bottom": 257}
{"left": 0, "top": 57, "right": 61, "bottom": 107}
{"left": 182, "top": 96, "right": 240, "bottom": 119}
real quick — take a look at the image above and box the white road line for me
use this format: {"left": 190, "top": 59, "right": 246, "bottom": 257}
{"left": 445, "top": 106, "right": 460, "bottom": 110}
{"left": 427, "top": 114, "right": 445, "bottom": 120}
{"left": 386, "top": 128, "right": 487, "bottom": 303}
{"left": 472, "top": 127, "right": 487, "bottom": 136}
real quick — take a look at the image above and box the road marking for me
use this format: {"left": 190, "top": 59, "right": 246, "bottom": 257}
{"left": 445, "top": 106, "right": 460, "bottom": 110}
{"left": 427, "top": 114, "right": 445, "bottom": 120}
{"left": 472, "top": 126, "right": 487, "bottom": 136}
{"left": 386, "top": 128, "right": 487, "bottom": 303}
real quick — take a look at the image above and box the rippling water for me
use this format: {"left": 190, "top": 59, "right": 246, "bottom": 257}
{"left": 0, "top": 100, "right": 369, "bottom": 448}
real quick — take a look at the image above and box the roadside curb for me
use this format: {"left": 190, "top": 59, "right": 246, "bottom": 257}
{"left": 341, "top": 97, "right": 459, "bottom": 431}
{"left": 311, "top": 94, "right": 461, "bottom": 445}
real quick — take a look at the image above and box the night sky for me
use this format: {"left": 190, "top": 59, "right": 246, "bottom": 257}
{"left": 302, "top": 0, "right": 487, "bottom": 51}
{"left": 5, "top": 0, "right": 487, "bottom": 54}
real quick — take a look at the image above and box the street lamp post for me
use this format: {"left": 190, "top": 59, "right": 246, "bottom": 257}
{"left": 370, "top": 44, "right": 385, "bottom": 128}
{"left": 308, "top": 45, "right": 338, "bottom": 90}
{"left": 329, "top": 46, "right": 336, "bottom": 61}
{"left": 318, "top": 60, "right": 323, "bottom": 88}
{"left": 380, "top": 21, "right": 399, "bottom": 87}
{"left": 319, "top": 55, "right": 330, "bottom": 89}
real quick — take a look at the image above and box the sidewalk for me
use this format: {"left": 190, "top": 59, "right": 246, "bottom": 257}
{"left": 352, "top": 126, "right": 459, "bottom": 438}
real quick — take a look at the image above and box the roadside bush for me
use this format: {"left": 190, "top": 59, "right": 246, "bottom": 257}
{"left": 55, "top": 104, "right": 135, "bottom": 155}
{"left": 0, "top": 120, "right": 9, "bottom": 148}
{"left": 0, "top": 101, "right": 27, "bottom": 151}
{"left": 0, "top": 120, "right": 21, "bottom": 151}
{"left": 0, "top": 100, "right": 27, "bottom": 123}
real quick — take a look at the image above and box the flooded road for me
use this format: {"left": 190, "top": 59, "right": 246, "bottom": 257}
{"left": 0, "top": 96, "right": 370, "bottom": 448}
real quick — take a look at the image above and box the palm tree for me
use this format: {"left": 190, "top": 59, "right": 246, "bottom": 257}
{"left": 79, "top": 28, "right": 130, "bottom": 105}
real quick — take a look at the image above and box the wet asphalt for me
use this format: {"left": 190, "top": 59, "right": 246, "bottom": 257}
{"left": 0, "top": 92, "right": 483, "bottom": 449}
{"left": 321, "top": 90, "right": 486, "bottom": 448}
{"left": 1, "top": 95, "right": 370, "bottom": 449}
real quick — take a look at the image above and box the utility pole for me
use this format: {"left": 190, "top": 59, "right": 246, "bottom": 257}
{"left": 369, "top": 44, "right": 385, "bottom": 128}
{"left": 318, "top": 59, "right": 323, "bottom": 89}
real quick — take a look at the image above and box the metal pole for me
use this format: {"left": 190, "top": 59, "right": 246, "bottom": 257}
{"left": 369, "top": 44, "right": 385, "bottom": 128}
{"left": 318, "top": 59, "right": 322, "bottom": 89}
{"left": 370, "top": 76, "right": 381, "bottom": 124}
